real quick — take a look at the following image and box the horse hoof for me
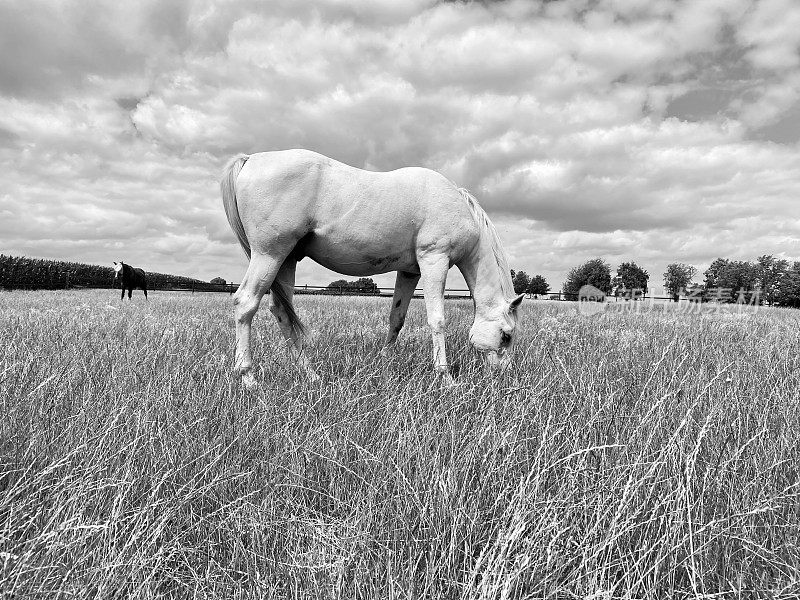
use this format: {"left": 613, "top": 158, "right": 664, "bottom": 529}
{"left": 241, "top": 373, "right": 258, "bottom": 391}
{"left": 436, "top": 371, "right": 456, "bottom": 387}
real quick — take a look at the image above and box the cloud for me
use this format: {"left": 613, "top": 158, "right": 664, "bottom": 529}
{"left": 0, "top": 0, "right": 798, "bottom": 293}
{"left": 737, "top": 0, "right": 800, "bottom": 71}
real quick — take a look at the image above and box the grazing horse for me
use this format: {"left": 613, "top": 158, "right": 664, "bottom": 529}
{"left": 221, "top": 149, "right": 523, "bottom": 389}
{"left": 112, "top": 261, "right": 148, "bottom": 300}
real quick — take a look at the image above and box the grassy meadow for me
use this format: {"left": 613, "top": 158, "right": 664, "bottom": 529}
{"left": 1, "top": 289, "right": 799, "bottom": 599}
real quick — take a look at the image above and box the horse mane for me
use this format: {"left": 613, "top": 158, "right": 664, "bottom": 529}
{"left": 457, "top": 188, "right": 515, "bottom": 300}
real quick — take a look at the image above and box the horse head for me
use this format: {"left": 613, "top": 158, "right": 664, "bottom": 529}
{"left": 112, "top": 261, "right": 123, "bottom": 281}
{"left": 468, "top": 293, "right": 524, "bottom": 371}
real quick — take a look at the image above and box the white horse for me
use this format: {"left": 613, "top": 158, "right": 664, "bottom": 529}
{"left": 221, "top": 149, "right": 523, "bottom": 388}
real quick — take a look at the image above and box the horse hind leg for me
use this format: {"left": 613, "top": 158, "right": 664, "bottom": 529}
{"left": 383, "top": 271, "right": 420, "bottom": 348}
{"left": 268, "top": 258, "right": 320, "bottom": 382}
{"left": 233, "top": 251, "right": 288, "bottom": 389}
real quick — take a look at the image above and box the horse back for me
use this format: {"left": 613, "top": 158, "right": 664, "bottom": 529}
{"left": 236, "top": 150, "right": 479, "bottom": 260}
{"left": 122, "top": 266, "right": 146, "bottom": 288}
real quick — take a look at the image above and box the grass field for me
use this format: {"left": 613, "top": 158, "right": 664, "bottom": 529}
{"left": 1, "top": 289, "right": 799, "bottom": 599}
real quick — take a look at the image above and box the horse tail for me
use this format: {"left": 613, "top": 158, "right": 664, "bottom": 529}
{"left": 221, "top": 154, "right": 251, "bottom": 258}
{"left": 270, "top": 280, "right": 306, "bottom": 336}
{"left": 221, "top": 153, "right": 306, "bottom": 336}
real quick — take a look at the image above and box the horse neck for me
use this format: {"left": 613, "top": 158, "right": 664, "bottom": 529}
{"left": 458, "top": 233, "right": 511, "bottom": 315}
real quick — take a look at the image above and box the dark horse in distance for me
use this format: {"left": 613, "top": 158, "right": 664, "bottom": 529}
{"left": 112, "top": 261, "right": 148, "bottom": 300}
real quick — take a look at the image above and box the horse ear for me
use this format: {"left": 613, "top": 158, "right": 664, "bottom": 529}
{"left": 509, "top": 293, "right": 524, "bottom": 312}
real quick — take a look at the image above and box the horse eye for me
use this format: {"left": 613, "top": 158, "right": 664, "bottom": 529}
{"left": 500, "top": 331, "right": 512, "bottom": 345}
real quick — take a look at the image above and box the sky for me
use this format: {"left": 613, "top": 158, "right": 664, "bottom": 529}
{"left": 1, "top": 0, "right": 798, "bottom": 293}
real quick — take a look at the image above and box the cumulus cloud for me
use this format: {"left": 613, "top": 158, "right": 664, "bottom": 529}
{"left": 0, "top": 0, "right": 798, "bottom": 292}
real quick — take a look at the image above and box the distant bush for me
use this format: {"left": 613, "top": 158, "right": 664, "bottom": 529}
{"left": 325, "top": 277, "right": 380, "bottom": 295}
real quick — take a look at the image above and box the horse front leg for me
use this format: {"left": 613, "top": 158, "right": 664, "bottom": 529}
{"left": 418, "top": 254, "right": 454, "bottom": 384}
{"left": 268, "top": 259, "right": 319, "bottom": 382}
{"left": 233, "top": 252, "right": 285, "bottom": 390}
{"left": 383, "top": 271, "right": 420, "bottom": 349}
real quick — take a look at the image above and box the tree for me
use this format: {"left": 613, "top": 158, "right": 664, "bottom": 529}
{"left": 352, "top": 277, "right": 379, "bottom": 294}
{"left": 528, "top": 274, "right": 550, "bottom": 298}
{"left": 612, "top": 261, "right": 649, "bottom": 296}
{"left": 210, "top": 277, "right": 226, "bottom": 285}
{"left": 563, "top": 258, "right": 612, "bottom": 297}
{"left": 704, "top": 258, "right": 729, "bottom": 289}
{"left": 326, "top": 277, "right": 379, "bottom": 295}
{"left": 775, "top": 262, "right": 800, "bottom": 308}
{"left": 663, "top": 263, "right": 697, "bottom": 301}
{"left": 511, "top": 270, "right": 531, "bottom": 295}
{"left": 704, "top": 259, "right": 758, "bottom": 302}
{"left": 327, "top": 279, "right": 349, "bottom": 291}
{"left": 755, "top": 255, "right": 788, "bottom": 305}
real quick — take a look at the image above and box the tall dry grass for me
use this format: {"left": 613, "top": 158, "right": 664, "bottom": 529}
{"left": 1, "top": 290, "right": 799, "bottom": 598}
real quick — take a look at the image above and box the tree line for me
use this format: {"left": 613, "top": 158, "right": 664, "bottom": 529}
{"left": 0, "top": 255, "right": 210, "bottom": 291}
{"left": 6, "top": 252, "right": 799, "bottom": 307}
{"left": 324, "top": 254, "right": 800, "bottom": 308}
{"left": 553, "top": 255, "right": 800, "bottom": 307}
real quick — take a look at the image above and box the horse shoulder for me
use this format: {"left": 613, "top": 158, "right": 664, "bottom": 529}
{"left": 399, "top": 171, "right": 479, "bottom": 256}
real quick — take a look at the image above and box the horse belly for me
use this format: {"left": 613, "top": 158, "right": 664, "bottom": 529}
{"left": 303, "top": 229, "right": 419, "bottom": 276}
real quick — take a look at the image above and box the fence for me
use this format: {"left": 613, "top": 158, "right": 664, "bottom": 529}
{"left": 2, "top": 280, "right": 726, "bottom": 303}
{"left": 185, "top": 282, "right": 475, "bottom": 299}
